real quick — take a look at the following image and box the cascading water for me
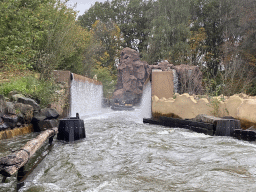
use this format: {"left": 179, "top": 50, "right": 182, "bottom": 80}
{"left": 137, "top": 81, "right": 152, "bottom": 119}
{"left": 70, "top": 74, "right": 103, "bottom": 117}
{"left": 172, "top": 69, "right": 179, "bottom": 93}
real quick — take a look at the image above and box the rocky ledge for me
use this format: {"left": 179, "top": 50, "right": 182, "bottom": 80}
{"left": 0, "top": 93, "right": 59, "bottom": 133}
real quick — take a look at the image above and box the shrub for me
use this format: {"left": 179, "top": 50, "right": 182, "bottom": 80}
{"left": 0, "top": 75, "right": 59, "bottom": 108}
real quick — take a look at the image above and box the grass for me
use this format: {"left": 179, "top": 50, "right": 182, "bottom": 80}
{"left": 0, "top": 70, "right": 59, "bottom": 108}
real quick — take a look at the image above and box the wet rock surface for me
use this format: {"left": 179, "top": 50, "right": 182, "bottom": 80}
{"left": 2, "top": 115, "right": 18, "bottom": 129}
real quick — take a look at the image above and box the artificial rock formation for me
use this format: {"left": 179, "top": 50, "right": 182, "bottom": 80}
{"left": 113, "top": 48, "right": 203, "bottom": 104}
{"left": 113, "top": 48, "right": 150, "bottom": 104}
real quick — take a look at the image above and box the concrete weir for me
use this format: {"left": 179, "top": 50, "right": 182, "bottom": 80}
{"left": 52, "top": 70, "right": 103, "bottom": 118}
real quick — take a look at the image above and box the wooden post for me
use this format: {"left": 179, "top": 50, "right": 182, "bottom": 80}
{"left": 17, "top": 166, "right": 25, "bottom": 182}
{"left": 0, "top": 127, "right": 58, "bottom": 177}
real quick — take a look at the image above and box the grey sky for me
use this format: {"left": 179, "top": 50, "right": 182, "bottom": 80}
{"left": 67, "top": 0, "right": 110, "bottom": 16}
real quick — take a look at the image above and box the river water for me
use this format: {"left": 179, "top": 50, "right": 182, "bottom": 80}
{"left": 1, "top": 108, "right": 256, "bottom": 191}
{"left": 1, "top": 81, "right": 256, "bottom": 191}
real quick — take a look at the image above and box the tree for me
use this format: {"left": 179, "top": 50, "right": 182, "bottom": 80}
{"left": 0, "top": 0, "right": 91, "bottom": 79}
{"left": 191, "top": 0, "right": 227, "bottom": 77}
{"left": 189, "top": 27, "right": 207, "bottom": 66}
{"left": 78, "top": 0, "right": 153, "bottom": 53}
{"left": 0, "top": 0, "right": 54, "bottom": 70}
{"left": 78, "top": 1, "right": 114, "bottom": 30}
{"left": 84, "top": 20, "right": 122, "bottom": 98}
{"left": 219, "top": 0, "right": 256, "bottom": 95}
{"left": 143, "top": 0, "right": 191, "bottom": 64}
{"left": 90, "top": 20, "right": 121, "bottom": 76}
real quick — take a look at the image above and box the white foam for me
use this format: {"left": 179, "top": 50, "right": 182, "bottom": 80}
{"left": 180, "top": 131, "right": 212, "bottom": 138}
{"left": 157, "top": 130, "right": 170, "bottom": 135}
{"left": 70, "top": 78, "right": 103, "bottom": 117}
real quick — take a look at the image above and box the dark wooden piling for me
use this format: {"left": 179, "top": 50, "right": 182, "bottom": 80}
{"left": 143, "top": 115, "right": 244, "bottom": 138}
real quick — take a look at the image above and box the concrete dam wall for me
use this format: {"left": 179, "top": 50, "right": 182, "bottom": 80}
{"left": 52, "top": 70, "right": 103, "bottom": 118}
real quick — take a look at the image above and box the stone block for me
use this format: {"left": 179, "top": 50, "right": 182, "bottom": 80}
{"left": 2, "top": 115, "right": 18, "bottom": 129}
{"left": 33, "top": 119, "right": 59, "bottom": 132}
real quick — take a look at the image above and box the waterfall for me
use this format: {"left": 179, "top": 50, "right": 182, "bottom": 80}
{"left": 172, "top": 69, "right": 179, "bottom": 93}
{"left": 70, "top": 74, "right": 103, "bottom": 117}
{"left": 139, "top": 81, "right": 152, "bottom": 119}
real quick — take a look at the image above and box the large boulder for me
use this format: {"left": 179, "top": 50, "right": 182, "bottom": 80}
{"left": 31, "top": 108, "right": 59, "bottom": 132}
{"left": 14, "top": 103, "right": 34, "bottom": 123}
{"left": 40, "top": 108, "right": 59, "bottom": 120}
{"left": 5, "top": 102, "right": 16, "bottom": 115}
{"left": 11, "top": 94, "right": 25, "bottom": 102}
{"left": 33, "top": 119, "right": 59, "bottom": 132}
{"left": 17, "top": 97, "right": 40, "bottom": 111}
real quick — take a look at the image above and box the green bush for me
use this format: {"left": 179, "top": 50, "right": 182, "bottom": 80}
{"left": 0, "top": 76, "right": 59, "bottom": 108}
{"left": 92, "top": 67, "right": 116, "bottom": 99}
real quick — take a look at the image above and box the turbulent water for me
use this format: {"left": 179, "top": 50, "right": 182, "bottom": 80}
{"left": 1, "top": 83, "right": 256, "bottom": 191}
{"left": 2, "top": 109, "right": 256, "bottom": 191}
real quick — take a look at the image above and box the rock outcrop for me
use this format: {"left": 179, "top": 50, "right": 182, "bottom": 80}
{"left": 0, "top": 94, "right": 59, "bottom": 133}
{"left": 113, "top": 48, "right": 150, "bottom": 104}
{"left": 113, "top": 48, "right": 203, "bottom": 104}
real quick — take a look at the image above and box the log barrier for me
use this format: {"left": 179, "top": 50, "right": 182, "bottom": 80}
{"left": 0, "top": 112, "right": 85, "bottom": 186}
{"left": 0, "top": 127, "right": 58, "bottom": 180}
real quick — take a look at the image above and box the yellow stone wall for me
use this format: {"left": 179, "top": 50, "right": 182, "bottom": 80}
{"left": 152, "top": 93, "right": 256, "bottom": 128}
{"left": 152, "top": 70, "right": 174, "bottom": 100}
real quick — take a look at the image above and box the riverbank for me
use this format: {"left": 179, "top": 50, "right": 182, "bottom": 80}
{"left": 0, "top": 70, "right": 63, "bottom": 140}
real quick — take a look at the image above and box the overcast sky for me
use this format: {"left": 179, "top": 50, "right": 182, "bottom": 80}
{"left": 67, "top": 0, "right": 110, "bottom": 16}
